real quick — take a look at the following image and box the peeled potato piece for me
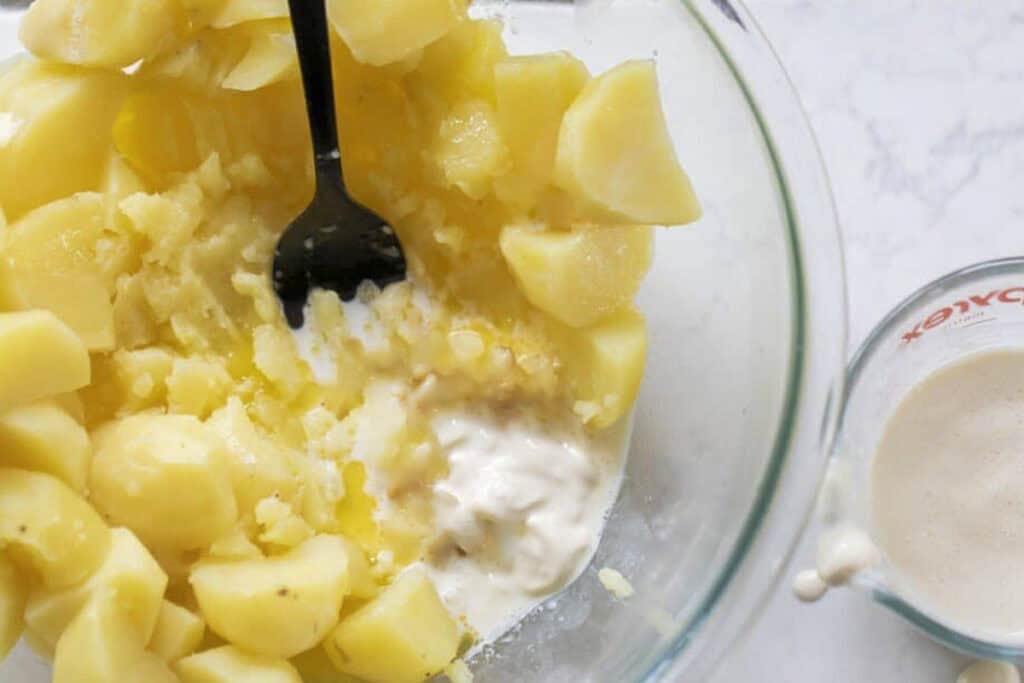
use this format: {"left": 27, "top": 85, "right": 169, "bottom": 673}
{"left": 148, "top": 600, "right": 206, "bottom": 663}
{"left": 0, "top": 310, "right": 91, "bottom": 414}
{"left": 190, "top": 535, "right": 350, "bottom": 658}
{"left": 494, "top": 53, "right": 590, "bottom": 201}
{"left": 0, "top": 257, "right": 28, "bottom": 313}
{"left": 0, "top": 400, "right": 91, "bottom": 492}
{"left": 3, "top": 193, "right": 115, "bottom": 350}
{"left": 555, "top": 60, "right": 701, "bottom": 226}
{"left": 0, "top": 61, "right": 125, "bottom": 221}
{"left": 0, "top": 554, "right": 26, "bottom": 660}
{"left": 211, "top": 0, "right": 288, "bottom": 29}
{"left": 52, "top": 590, "right": 147, "bottom": 683}
{"left": 325, "top": 570, "right": 460, "bottom": 683}
{"left": 20, "top": 0, "right": 184, "bottom": 69}
{"left": 0, "top": 469, "right": 109, "bottom": 588}
{"left": 499, "top": 223, "right": 653, "bottom": 328}
{"left": 327, "top": 0, "right": 465, "bottom": 67}
{"left": 25, "top": 527, "right": 167, "bottom": 651}
{"left": 129, "top": 652, "right": 182, "bottom": 683}
{"left": 90, "top": 414, "right": 238, "bottom": 551}
{"left": 563, "top": 307, "right": 648, "bottom": 429}
{"left": 222, "top": 23, "right": 298, "bottom": 92}
{"left": 177, "top": 645, "right": 301, "bottom": 683}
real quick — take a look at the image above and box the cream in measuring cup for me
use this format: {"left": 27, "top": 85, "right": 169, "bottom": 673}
{"left": 794, "top": 263, "right": 1024, "bottom": 659}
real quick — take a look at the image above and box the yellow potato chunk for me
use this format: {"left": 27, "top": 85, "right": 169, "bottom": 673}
{"left": 338, "top": 536, "right": 378, "bottom": 599}
{"left": 222, "top": 23, "right": 298, "bottom": 92}
{"left": 90, "top": 414, "right": 238, "bottom": 551}
{"left": 0, "top": 554, "right": 27, "bottom": 660}
{"left": 495, "top": 53, "right": 590, "bottom": 199}
{"left": 20, "top": 0, "right": 184, "bottom": 69}
{"left": 130, "top": 651, "right": 182, "bottom": 683}
{"left": 432, "top": 99, "right": 509, "bottom": 200}
{"left": 112, "top": 91, "right": 201, "bottom": 185}
{"left": 54, "top": 392, "right": 85, "bottom": 424}
{"left": 415, "top": 18, "right": 506, "bottom": 102}
{"left": 4, "top": 193, "right": 115, "bottom": 350}
{"left": 0, "top": 468, "right": 109, "bottom": 588}
{"left": 325, "top": 570, "right": 459, "bottom": 683}
{"left": 564, "top": 307, "right": 647, "bottom": 428}
{"left": 211, "top": 0, "right": 287, "bottom": 28}
{"left": 177, "top": 645, "right": 301, "bottom": 683}
{"left": 328, "top": 0, "right": 464, "bottom": 67}
{"left": 0, "top": 311, "right": 90, "bottom": 413}
{"left": 0, "top": 257, "right": 28, "bottom": 313}
{"left": 190, "top": 535, "right": 350, "bottom": 658}
{"left": 0, "top": 61, "right": 125, "bottom": 219}
{"left": 25, "top": 527, "right": 167, "bottom": 651}
{"left": 52, "top": 589, "right": 147, "bottom": 683}
{"left": 555, "top": 60, "right": 700, "bottom": 226}
{"left": 207, "top": 397, "right": 300, "bottom": 514}
{"left": 149, "top": 600, "right": 206, "bottom": 663}
{"left": 0, "top": 400, "right": 92, "bottom": 492}
{"left": 292, "top": 646, "right": 363, "bottom": 683}
{"left": 500, "top": 223, "right": 653, "bottom": 327}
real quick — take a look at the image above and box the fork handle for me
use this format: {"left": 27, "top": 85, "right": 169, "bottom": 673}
{"left": 288, "top": 0, "right": 344, "bottom": 187}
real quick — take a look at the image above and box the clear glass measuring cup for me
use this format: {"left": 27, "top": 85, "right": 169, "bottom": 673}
{"left": 823, "top": 256, "right": 1024, "bottom": 660}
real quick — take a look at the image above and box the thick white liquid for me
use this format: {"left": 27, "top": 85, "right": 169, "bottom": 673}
{"left": 872, "top": 348, "right": 1024, "bottom": 641}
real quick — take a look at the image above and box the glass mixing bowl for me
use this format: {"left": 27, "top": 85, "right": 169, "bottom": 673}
{"left": 0, "top": 0, "right": 846, "bottom": 680}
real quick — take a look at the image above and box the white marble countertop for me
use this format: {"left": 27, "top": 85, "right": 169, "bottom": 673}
{"left": 715, "top": 1, "right": 1024, "bottom": 681}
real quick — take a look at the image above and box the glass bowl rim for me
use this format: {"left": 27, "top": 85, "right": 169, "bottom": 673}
{"left": 639, "top": 1, "right": 848, "bottom": 679}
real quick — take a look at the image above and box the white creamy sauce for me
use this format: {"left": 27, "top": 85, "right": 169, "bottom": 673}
{"left": 791, "top": 569, "right": 828, "bottom": 603}
{"left": 872, "top": 348, "right": 1024, "bottom": 642}
{"left": 421, "top": 410, "right": 627, "bottom": 642}
{"left": 958, "top": 660, "right": 1021, "bottom": 683}
{"left": 791, "top": 524, "right": 879, "bottom": 603}
{"left": 290, "top": 313, "right": 336, "bottom": 383}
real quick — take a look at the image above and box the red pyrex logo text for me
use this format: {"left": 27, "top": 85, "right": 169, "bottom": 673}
{"left": 901, "top": 287, "right": 1024, "bottom": 344}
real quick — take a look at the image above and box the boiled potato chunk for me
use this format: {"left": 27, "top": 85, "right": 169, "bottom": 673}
{"left": 500, "top": 223, "right": 653, "bottom": 327}
{"left": 149, "top": 600, "right": 206, "bottom": 663}
{"left": 0, "top": 311, "right": 91, "bottom": 413}
{"left": 0, "top": 400, "right": 91, "bottom": 492}
{"left": 325, "top": 570, "right": 459, "bottom": 683}
{"left": 564, "top": 307, "right": 647, "bottom": 429}
{"left": 130, "top": 652, "right": 182, "bottom": 683}
{"left": 25, "top": 527, "right": 167, "bottom": 650}
{"left": 190, "top": 535, "right": 350, "bottom": 658}
{"left": 4, "top": 193, "right": 115, "bottom": 350}
{"left": 432, "top": 99, "right": 509, "bottom": 200}
{"left": 177, "top": 645, "right": 301, "bottom": 683}
{"left": 0, "top": 468, "right": 109, "bottom": 588}
{"left": 555, "top": 60, "right": 700, "bottom": 226}
{"left": 207, "top": 397, "right": 300, "bottom": 514}
{"left": 0, "top": 554, "right": 27, "bottom": 660}
{"left": 90, "top": 414, "right": 238, "bottom": 551}
{"left": 52, "top": 590, "right": 147, "bottom": 683}
{"left": 0, "top": 257, "right": 28, "bottom": 312}
{"left": 112, "top": 91, "right": 200, "bottom": 184}
{"left": 21, "top": 0, "right": 184, "bottom": 69}
{"left": 327, "top": 0, "right": 464, "bottom": 67}
{"left": 222, "top": 24, "right": 298, "bottom": 92}
{"left": 415, "top": 19, "right": 506, "bottom": 102}
{"left": 495, "top": 53, "right": 589, "bottom": 198}
{"left": 0, "top": 61, "right": 125, "bottom": 219}
{"left": 211, "top": 0, "right": 288, "bottom": 28}
{"left": 292, "top": 646, "right": 363, "bottom": 683}
{"left": 338, "top": 535, "right": 378, "bottom": 599}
